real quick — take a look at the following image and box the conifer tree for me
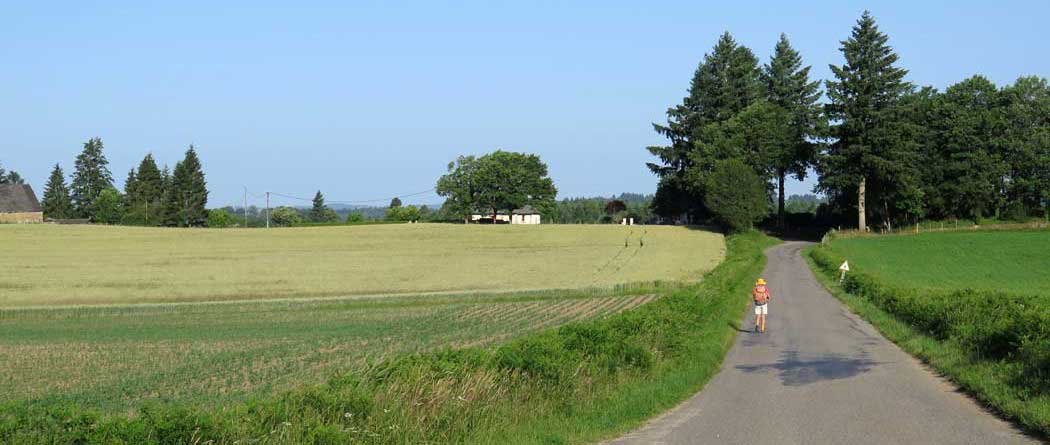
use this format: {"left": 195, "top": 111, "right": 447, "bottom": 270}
{"left": 131, "top": 154, "right": 165, "bottom": 225}
{"left": 820, "top": 11, "right": 915, "bottom": 231}
{"left": 310, "top": 190, "right": 329, "bottom": 222}
{"left": 70, "top": 137, "right": 113, "bottom": 219}
{"left": 41, "top": 164, "right": 73, "bottom": 219}
{"left": 164, "top": 146, "right": 209, "bottom": 227}
{"left": 648, "top": 32, "right": 763, "bottom": 220}
{"left": 762, "top": 33, "right": 823, "bottom": 227}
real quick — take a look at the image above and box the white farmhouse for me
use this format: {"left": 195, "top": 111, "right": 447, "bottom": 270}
{"left": 469, "top": 206, "right": 541, "bottom": 224}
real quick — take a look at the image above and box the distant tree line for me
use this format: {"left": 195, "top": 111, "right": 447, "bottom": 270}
{"left": 548, "top": 193, "right": 655, "bottom": 224}
{"left": 648, "top": 11, "right": 1050, "bottom": 232}
{"left": 40, "top": 137, "right": 209, "bottom": 226}
{"left": 0, "top": 162, "right": 26, "bottom": 185}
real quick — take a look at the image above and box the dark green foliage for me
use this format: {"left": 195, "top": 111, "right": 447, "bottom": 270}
{"left": 648, "top": 32, "right": 763, "bottom": 221}
{"left": 762, "top": 34, "right": 823, "bottom": 226}
{"left": 309, "top": 191, "right": 339, "bottom": 222}
{"left": 41, "top": 164, "right": 73, "bottom": 219}
{"left": 820, "top": 11, "right": 917, "bottom": 231}
{"left": 93, "top": 187, "right": 124, "bottom": 224}
{"left": 164, "top": 146, "right": 208, "bottom": 227}
{"left": 70, "top": 137, "right": 114, "bottom": 219}
{"left": 0, "top": 162, "right": 26, "bottom": 184}
{"left": 437, "top": 150, "right": 557, "bottom": 221}
{"left": 703, "top": 159, "right": 769, "bottom": 232}
{"left": 123, "top": 154, "right": 165, "bottom": 226}
{"left": 345, "top": 212, "right": 365, "bottom": 224}
{"left": 389, "top": 197, "right": 402, "bottom": 208}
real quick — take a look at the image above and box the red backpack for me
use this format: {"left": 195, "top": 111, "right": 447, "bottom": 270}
{"left": 752, "top": 285, "right": 770, "bottom": 304}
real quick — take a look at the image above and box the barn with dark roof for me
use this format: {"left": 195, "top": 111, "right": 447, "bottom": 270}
{"left": 0, "top": 184, "right": 43, "bottom": 223}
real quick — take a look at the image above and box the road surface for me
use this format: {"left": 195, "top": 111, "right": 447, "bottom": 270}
{"left": 608, "top": 241, "right": 1035, "bottom": 444}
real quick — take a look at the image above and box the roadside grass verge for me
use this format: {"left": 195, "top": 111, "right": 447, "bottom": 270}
{"left": 0, "top": 231, "right": 775, "bottom": 444}
{"left": 806, "top": 241, "right": 1050, "bottom": 438}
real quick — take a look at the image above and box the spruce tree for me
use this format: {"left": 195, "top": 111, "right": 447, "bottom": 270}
{"left": 820, "top": 11, "right": 914, "bottom": 231}
{"left": 165, "top": 146, "right": 209, "bottom": 227}
{"left": 762, "top": 33, "right": 823, "bottom": 228}
{"left": 41, "top": 164, "right": 73, "bottom": 219}
{"left": 70, "top": 137, "right": 114, "bottom": 219}
{"left": 310, "top": 190, "right": 328, "bottom": 222}
{"left": 131, "top": 154, "right": 164, "bottom": 225}
{"left": 124, "top": 168, "right": 138, "bottom": 206}
{"left": 158, "top": 165, "right": 173, "bottom": 225}
{"left": 648, "top": 32, "right": 762, "bottom": 220}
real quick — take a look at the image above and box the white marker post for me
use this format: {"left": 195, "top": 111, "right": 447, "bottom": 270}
{"left": 839, "top": 261, "right": 850, "bottom": 282}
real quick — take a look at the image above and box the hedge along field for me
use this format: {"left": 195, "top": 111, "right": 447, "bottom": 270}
{"left": 810, "top": 230, "right": 1050, "bottom": 437}
{"left": 823, "top": 230, "right": 1050, "bottom": 297}
{"left": 0, "top": 233, "right": 776, "bottom": 444}
{"left": 0, "top": 224, "right": 725, "bottom": 307}
{"left": 0, "top": 291, "right": 658, "bottom": 414}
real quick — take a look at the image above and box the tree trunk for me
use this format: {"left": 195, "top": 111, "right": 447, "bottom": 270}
{"left": 857, "top": 177, "right": 866, "bottom": 232}
{"left": 777, "top": 170, "right": 786, "bottom": 230}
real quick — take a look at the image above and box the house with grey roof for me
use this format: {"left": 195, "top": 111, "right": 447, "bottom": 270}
{"left": 0, "top": 184, "right": 43, "bottom": 223}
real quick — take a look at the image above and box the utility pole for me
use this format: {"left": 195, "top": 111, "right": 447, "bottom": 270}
{"left": 265, "top": 191, "right": 271, "bottom": 228}
{"left": 243, "top": 186, "right": 249, "bottom": 228}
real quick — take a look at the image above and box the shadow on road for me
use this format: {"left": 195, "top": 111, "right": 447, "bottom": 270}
{"left": 735, "top": 349, "right": 886, "bottom": 386}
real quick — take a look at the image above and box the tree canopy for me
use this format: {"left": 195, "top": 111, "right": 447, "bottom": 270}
{"left": 437, "top": 150, "right": 556, "bottom": 221}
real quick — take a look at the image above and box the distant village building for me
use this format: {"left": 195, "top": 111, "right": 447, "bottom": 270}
{"left": 0, "top": 184, "right": 44, "bottom": 224}
{"left": 470, "top": 206, "right": 542, "bottom": 224}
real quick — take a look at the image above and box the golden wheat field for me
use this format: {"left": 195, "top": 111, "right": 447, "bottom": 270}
{"left": 0, "top": 223, "right": 724, "bottom": 307}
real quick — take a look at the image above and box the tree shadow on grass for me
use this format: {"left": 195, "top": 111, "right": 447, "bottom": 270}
{"left": 735, "top": 349, "right": 886, "bottom": 386}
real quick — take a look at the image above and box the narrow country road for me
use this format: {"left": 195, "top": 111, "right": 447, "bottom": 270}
{"left": 609, "top": 241, "right": 1036, "bottom": 444}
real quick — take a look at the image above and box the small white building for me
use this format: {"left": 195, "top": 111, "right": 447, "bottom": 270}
{"left": 470, "top": 206, "right": 541, "bottom": 224}
{"left": 511, "top": 206, "right": 541, "bottom": 225}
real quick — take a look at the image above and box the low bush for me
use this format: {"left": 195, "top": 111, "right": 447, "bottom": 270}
{"left": 1, "top": 232, "right": 776, "bottom": 444}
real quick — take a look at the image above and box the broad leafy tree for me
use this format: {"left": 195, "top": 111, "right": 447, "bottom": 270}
{"left": 93, "top": 187, "right": 124, "bottom": 224}
{"left": 820, "top": 11, "right": 915, "bottom": 231}
{"left": 41, "top": 164, "right": 73, "bottom": 219}
{"left": 1000, "top": 76, "right": 1050, "bottom": 218}
{"left": 70, "top": 137, "right": 113, "bottom": 219}
{"left": 437, "top": 150, "right": 556, "bottom": 222}
{"left": 703, "top": 159, "right": 768, "bottom": 232}
{"left": 937, "top": 75, "right": 1007, "bottom": 220}
{"left": 762, "top": 34, "right": 823, "bottom": 227}
{"left": 389, "top": 197, "right": 402, "bottom": 208}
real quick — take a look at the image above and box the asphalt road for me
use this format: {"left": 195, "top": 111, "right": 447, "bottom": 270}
{"left": 608, "top": 241, "right": 1036, "bottom": 445}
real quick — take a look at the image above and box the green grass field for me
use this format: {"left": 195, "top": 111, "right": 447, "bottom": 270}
{"left": 827, "top": 230, "right": 1050, "bottom": 296}
{"left": 0, "top": 224, "right": 724, "bottom": 307}
{"left": 0, "top": 223, "right": 724, "bottom": 416}
{"left": 0, "top": 291, "right": 656, "bottom": 413}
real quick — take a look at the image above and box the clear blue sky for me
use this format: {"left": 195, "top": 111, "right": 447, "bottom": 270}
{"left": 3, "top": 1, "right": 1047, "bottom": 208}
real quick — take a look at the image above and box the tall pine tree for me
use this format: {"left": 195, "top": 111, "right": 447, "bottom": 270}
{"left": 126, "top": 154, "right": 165, "bottom": 225}
{"left": 70, "top": 137, "right": 113, "bottom": 219}
{"left": 310, "top": 190, "right": 328, "bottom": 222}
{"left": 762, "top": 33, "right": 823, "bottom": 228}
{"left": 164, "top": 146, "right": 209, "bottom": 227}
{"left": 648, "top": 32, "right": 762, "bottom": 220}
{"left": 41, "top": 164, "right": 73, "bottom": 219}
{"left": 820, "top": 11, "right": 915, "bottom": 231}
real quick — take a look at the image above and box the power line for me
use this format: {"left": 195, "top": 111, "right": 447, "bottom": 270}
{"left": 264, "top": 188, "right": 437, "bottom": 205}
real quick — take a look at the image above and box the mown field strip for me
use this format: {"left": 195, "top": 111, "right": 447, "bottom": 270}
{"left": 0, "top": 292, "right": 659, "bottom": 413}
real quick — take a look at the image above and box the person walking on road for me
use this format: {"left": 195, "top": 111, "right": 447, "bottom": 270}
{"left": 752, "top": 278, "right": 772, "bottom": 333}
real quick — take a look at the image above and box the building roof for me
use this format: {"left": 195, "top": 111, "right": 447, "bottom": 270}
{"left": 512, "top": 205, "right": 540, "bottom": 215}
{"left": 0, "top": 184, "right": 43, "bottom": 213}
